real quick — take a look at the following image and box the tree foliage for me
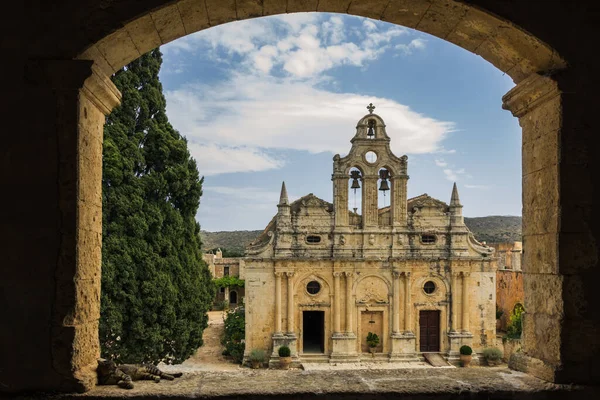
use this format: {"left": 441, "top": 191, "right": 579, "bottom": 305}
{"left": 505, "top": 303, "right": 524, "bottom": 339}
{"left": 221, "top": 308, "right": 245, "bottom": 364}
{"left": 100, "top": 49, "right": 215, "bottom": 364}
{"left": 213, "top": 276, "right": 245, "bottom": 289}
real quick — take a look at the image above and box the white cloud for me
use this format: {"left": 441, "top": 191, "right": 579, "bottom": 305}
{"left": 188, "top": 143, "right": 284, "bottom": 176}
{"left": 162, "top": 14, "right": 445, "bottom": 176}
{"left": 435, "top": 159, "right": 448, "bottom": 167}
{"left": 395, "top": 38, "right": 427, "bottom": 55}
{"left": 464, "top": 184, "right": 491, "bottom": 190}
{"left": 166, "top": 74, "right": 455, "bottom": 164}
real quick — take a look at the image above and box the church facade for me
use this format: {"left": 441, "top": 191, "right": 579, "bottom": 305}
{"left": 243, "top": 106, "right": 497, "bottom": 365}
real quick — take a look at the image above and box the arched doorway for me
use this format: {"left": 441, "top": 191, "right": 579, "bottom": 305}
{"left": 12, "top": 0, "right": 599, "bottom": 393}
{"left": 229, "top": 290, "right": 238, "bottom": 305}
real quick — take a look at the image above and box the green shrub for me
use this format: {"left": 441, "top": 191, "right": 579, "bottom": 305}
{"left": 221, "top": 307, "right": 245, "bottom": 364}
{"left": 505, "top": 303, "right": 524, "bottom": 339}
{"left": 482, "top": 347, "right": 502, "bottom": 361}
{"left": 278, "top": 345, "right": 291, "bottom": 357}
{"left": 366, "top": 332, "right": 380, "bottom": 348}
{"left": 459, "top": 345, "right": 473, "bottom": 355}
{"left": 248, "top": 349, "right": 266, "bottom": 362}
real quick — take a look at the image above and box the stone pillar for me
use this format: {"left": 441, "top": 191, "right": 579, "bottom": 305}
{"left": 333, "top": 272, "right": 341, "bottom": 335}
{"left": 501, "top": 72, "right": 600, "bottom": 384}
{"left": 392, "top": 271, "right": 401, "bottom": 334}
{"left": 7, "top": 61, "right": 120, "bottom": 392}
{"left": 451, "top": 272, "right": 459, "bottom": 332}
{"left": 332, "top": 175, "right": 349, "bottom": 227}
{"left": 286, "top": 272, "right": 294, "bottom": 333}
{"left": 274, "top": 272, "right": 282, "bottom": 334}
{"left": 461, "top": 272, "right": 470, "bottom": 333}
{"left": 403, "top": 272, "right": 412, "bottom": 333}
{"left": 345, "top": 271, "right": 354, "bottom": 334}
{"left": 391, "top": 176, "right": 408, "bottom": 226}
{"left": 362, "top": 175, "right": 378, "bottom": 227}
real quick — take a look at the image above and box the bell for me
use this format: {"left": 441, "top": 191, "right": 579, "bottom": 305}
{"left": 379, "top": 179, "right": 390, "bottom": 192}
{"left": 367, "top": 120, "right": 375, "bottom": 138}
{"left": 379, "top": 169, "right": 389, "bottom": 180}
{"left": 351, "top": 179, "right": 361, "bottom": 189}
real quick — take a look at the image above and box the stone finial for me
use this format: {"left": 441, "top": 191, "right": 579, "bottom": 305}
{"left": 279, "top": 181, "right": 289, "bottom": 206}
{"left": 450, "top": 182, "right": 462, "bottom": 207}
{"left": 367, "top": 103, "right": 375, "bottom": 114}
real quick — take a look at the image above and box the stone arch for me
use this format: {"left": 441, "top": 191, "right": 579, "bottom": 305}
{"left": 75, "top": 0, "right": 565, "bottom": 83}
{"left": 13, "top": 0, "right": 599, "bottom": 393}
{"left": 296, "top": 272, "right": 331, "bottom": 300}
{"left": 354, "top": 274, "right": 392, "bottom": 304}
{"left": 414, "top": 274, "right": 450, "bottom": 299}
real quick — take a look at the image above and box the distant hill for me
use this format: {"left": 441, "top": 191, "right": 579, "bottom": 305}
{"left": 201, "top": 230, "right": 262, "bottom": 254}
{"left": 464, "top": 216, "right": 522, "bottom": 244}
{"left": 201, "top": 216, "right": 522, "bottom": 253}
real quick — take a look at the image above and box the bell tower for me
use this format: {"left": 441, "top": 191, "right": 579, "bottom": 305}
{"left": 332, "top": 104, "right": 409, "bottom": 231}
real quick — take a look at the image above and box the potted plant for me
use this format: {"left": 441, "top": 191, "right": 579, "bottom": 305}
{"left": 459, "top": 345, "right": 473, "bottom": 367}
{"left": 482, "top": 347, "right": 503, "bottom": 366}
{"left": 248, "top": 348, "right": 265, "bottom": 369}
{"left": 366, "top": 332, "right": 380, "bottom": 356}
{"left": 278, "top": 345, "right": 292, "bottom": 370}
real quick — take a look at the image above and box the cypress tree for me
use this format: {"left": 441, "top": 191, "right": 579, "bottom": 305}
{"left": 100, "top": 49, "right": 215, "bottom": 364}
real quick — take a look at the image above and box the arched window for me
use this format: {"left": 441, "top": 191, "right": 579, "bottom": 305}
{"left": 348, "top": 167, "right": 363, "bottom": 224}
{"left": 229, "top": 290, "right": 238, "bottom": 304}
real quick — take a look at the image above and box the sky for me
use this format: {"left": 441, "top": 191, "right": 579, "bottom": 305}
{"left": 159, "top": 13, "right": 521, "bottom": 232}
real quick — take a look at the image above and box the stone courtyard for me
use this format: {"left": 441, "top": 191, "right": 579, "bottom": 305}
{"left": 25, "top": 367, "right": 595, "bottom": 399}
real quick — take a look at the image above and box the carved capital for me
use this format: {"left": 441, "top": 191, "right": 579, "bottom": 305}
{"left": 274, "top": 272, "right": 282, "bottom": 278}
{"left": 502, "top": 73, "right": 560, "bottom": 118}
{"left": 343, "top": 271, "right": 354, "bottom": 278}
{"left": 392, "top": 271, "right": 401, "bottom": 279}
{"left": 286, "top": 271, "right": 295, "bottom": 278}
{"left": 333, "top": 272, "right": 342, "bottom": 278}
{"left": 461, "top": 272, "right": 471, "bottom": 278}
{"left": 402, "top": 272, "right": 411, "bottom": 278}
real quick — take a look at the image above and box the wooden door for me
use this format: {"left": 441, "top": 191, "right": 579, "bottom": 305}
{"left": 419, "top": 310, "right": 440, "bottom": 352}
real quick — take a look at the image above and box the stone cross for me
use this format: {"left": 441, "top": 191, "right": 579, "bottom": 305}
{"left": 367, "top": 103, "right": 375, "bottom": 114}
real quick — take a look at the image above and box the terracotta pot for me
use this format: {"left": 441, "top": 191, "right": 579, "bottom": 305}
{"left": 369, "top": 347, "right": 376, "bottom": 356}
{"left": 460, "top": 354, "right": 472, "bottom": 367}
{"left": 279, "top": 356, "right": 292, "bottom": 370}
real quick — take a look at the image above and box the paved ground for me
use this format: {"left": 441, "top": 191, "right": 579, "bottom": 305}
{"left": 157, "top": 311, "right": 241, "bottom": 372}
{"left": 47, "top": 365, "right": 594, "bottom": 399}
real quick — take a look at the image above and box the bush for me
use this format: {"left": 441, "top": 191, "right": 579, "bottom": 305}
{"left": 496, "top": 304, "right": 504, "bottom": 320}
{"left": 460, "top": 345, "right": 473, "bottom": 355}
{"left": 482, "top": 347, "right": 502, "bottom": 361}
{"left": 248, "top": 349, "right": 266, "bottom": 363}
{"left": 366, "top": 332, "right": 380, "bottom": 348}
{"left": 278, "top": 345, "right": 291, "bottom": 357}
{"left": 505, "top": 304, "right": 524, "bottom": 339}
{"left": 221, "top": 308, "right": 245, "bottom": 363}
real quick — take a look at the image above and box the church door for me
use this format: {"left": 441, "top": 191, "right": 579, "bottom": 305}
{"left": 303, "top": 311, "right": 324, "bottom": 353}
{"left": 419, "top": 310, "right": 440, "bottom": 352}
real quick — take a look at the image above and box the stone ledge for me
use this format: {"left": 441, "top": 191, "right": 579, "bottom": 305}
{"left": 8, "top": 367, "right": 596, "bottom": 399}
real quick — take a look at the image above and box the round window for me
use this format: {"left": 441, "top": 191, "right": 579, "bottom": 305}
{"left": 423, "top": 281, "right": 436, "bottom": 294}
{"left": 307, "top": 281, "right": 321, "bottom": 295}
{"left": 365, "top": 151, "right": 378, "bottom": 163}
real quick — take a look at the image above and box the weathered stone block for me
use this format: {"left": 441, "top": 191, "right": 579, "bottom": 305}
{"left": 522, "top": 234, "right": 558, "bottom": 274}
{"left": 151, "top": 4, "right": 187, "bottom": 44}
{"left": 287, "top": 0, "right": 319, "bottom": 13}
{"left": 415, "top": 0, "right": 469, "bottom": 39}
{"left": 522, "top": 129, "right": 558, "bottom": 176}
{"left": 522, "top": 205, "right": 558, "bottom": 236}
{"left": 177, "top": 0, "right": 211, "bottom": 34}
{"left": 95, "top": 29, "right": 140, "bottom": 72}
{"left": 522, "top": 312, "right": 562, "bottom": 365}
{"left": 523, "top": 274, "right": 563, "bottom": 316}
{"left": 236, "top": 0, "right": 264, "bottom": 20}
{"left": 263, "top": 0, "right": 287, "bottom": 16}
{"left": 124, "top": 15, "right": 162, "bottom": 55}
{"left": 522, "top": 166, "right": 559, "bottom": 211}
{"left": 558, "top": 232, "right": 598, "bottom": 275}
{"left": 348, "top": 0, "right": 389, "bottom": 19}
{"left": 317, "top": 0, "right": 352, "bottom": 13}
{"left": 205, "top": 0, "right": 237, "bottom": 26}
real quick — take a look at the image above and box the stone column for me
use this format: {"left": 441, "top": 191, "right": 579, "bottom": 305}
{"left": 332, "top": 175, "right": 349, "bottom": 227}
{"left": 451, "top": 272, "right": 459, "bottom": 332}
{"left": 11, "top": 61, "right": 120, "bottom": 392}
{"left": 362, "top": 175, "right": 378, "bottom": 227}
{"left": 403, "top": 272, "right": 412, "bottom": 333}
{"left": 274, "top": 272, "right": 282, "bottom": 334}
{"left": 392, "top": 271, "right": 401, "bottom": 334}
{"left": 333, "top": 272, "right": 341, "bottom": 335}
{"left": 461, "top": 272, "right": 470, "bottom": 333}
{"left": 345, "top": 271, "right": 354, "bottom": 333}
{"left": 286, "top": 272, "right": 295, "bottom": 333}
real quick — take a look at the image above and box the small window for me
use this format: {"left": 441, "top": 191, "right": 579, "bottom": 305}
{"left": 224, "top": 266, "right": 230, "bottom": 276}
{"left": 421, "top": 234, "right": 436, "bottom": 244}
{"left": 306, "top": 235, "right": 321, "bottom": 244}
{"left": 423, "top": 281, "right": 436, "bottom": 294}
{"left": 220, "top": 287, "right": 225, "bottom": 293}
{"left": 307, "top": 281, "right": 321, "bottom": 295}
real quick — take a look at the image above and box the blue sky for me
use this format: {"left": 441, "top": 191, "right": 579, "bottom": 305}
{"left": 159, "top": 13, "right": 521, "bottom": 232}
